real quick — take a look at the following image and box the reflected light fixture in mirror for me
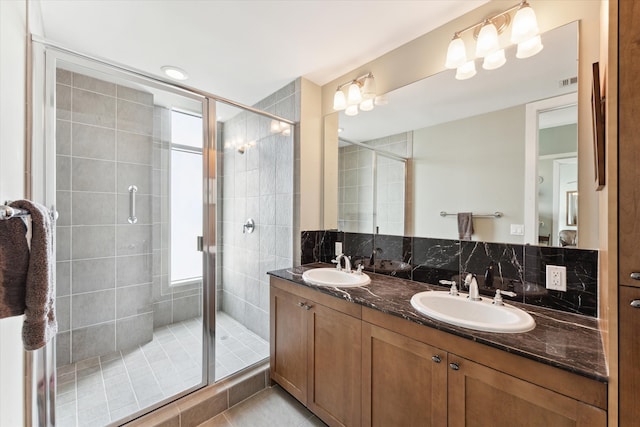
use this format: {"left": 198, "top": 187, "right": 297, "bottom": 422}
{"left": 455, "top": 61, "right": 477, "bottom": 80}
{"left": 333, "top": 72, "right": 378, "bottom": 116}
{"left": 445, "top": 0, "right": 542, "bottom": 80}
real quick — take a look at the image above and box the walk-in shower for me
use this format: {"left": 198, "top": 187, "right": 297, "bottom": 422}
{"left": 31, "top": 42, "right": 295, "bottom": 426}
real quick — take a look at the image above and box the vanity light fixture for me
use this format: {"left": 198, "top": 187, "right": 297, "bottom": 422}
{"left": 332, "top": 72, "right": 379, "bottom": 116}
{"left": 444, "top": 0, "right": 543, "bottom": 80}
{"left": 161, "top": 65, "right": 189, "bottom": 81}
{"left": 270, "top": 120, "right": 292, "bottom": 136}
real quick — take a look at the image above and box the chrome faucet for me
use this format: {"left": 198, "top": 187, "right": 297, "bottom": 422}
{"left": 465, "top": 273, "right": 482, "bottom": 301}
{"left": 332, "top": 253, "right": 352, "bottom": 273}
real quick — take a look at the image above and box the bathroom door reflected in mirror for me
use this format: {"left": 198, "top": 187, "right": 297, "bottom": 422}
{"left": 324, "top": 22, "right": 590, "bottom": 247}
{"left": 535, "top": 105, "right": 578, "bottom": 246}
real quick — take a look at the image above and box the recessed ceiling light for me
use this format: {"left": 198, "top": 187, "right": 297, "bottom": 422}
{"left": 161, "top": 66, "right": 189, "bottom": 81}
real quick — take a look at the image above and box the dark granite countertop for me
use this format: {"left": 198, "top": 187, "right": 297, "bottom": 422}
{"left": 268, "top": 263, "right": 608, "bottom": 383}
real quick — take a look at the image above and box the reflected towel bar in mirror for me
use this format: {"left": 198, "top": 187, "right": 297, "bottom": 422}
{"left": 440, "top": 211, "right": 503, "bottom": 218}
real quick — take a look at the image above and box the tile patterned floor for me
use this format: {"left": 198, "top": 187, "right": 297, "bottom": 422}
{"left": 56, "top": 313, "right": 269, "bottom": 427}
{"left": 200, "top": 386, "right": 327, "bottom": 427}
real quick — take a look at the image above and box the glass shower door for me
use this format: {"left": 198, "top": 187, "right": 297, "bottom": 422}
{"left": 50, "top": 55, "right": 209, "bottom": 426}
{"left": 215, "top": 98, "right": 294, "bottom": 380}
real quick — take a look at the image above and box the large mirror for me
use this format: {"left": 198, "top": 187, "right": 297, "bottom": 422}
{"left": 326, "top": 22, "right": 583, "bottom": 247}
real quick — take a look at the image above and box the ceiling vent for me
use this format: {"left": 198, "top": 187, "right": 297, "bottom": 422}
{"left": 559, "top": 76, "right": 578, "bottom": 88}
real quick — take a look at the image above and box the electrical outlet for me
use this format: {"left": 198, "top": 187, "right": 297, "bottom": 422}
{"left": 546, "top": 265, "right": 567, "bottom": 292}
{"left": 335, "top": 242, "right": 343, "bottom": 256}
{"left": 510, "top": 224, "right": 525, "bottom": 235}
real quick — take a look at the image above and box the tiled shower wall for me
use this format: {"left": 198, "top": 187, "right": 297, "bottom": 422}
{"left": 55, "top": 69, "right": 200, "bottom": 365}
{"left": 338, "top": 131, "right": 412, "bottom": 235}
{"left": 302, "top": 230, "right": 599, "bottom": 317}
{"left": 218, "top": 80, "right": 298, "bottom": 340}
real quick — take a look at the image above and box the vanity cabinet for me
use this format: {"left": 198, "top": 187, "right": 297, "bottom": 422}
{"left": 270, "top": 276, "right": 607, "bottom": 427}
{"left": 270, "top": 278, "right": 362, "bottom": 427}
{"left": 361, "top": 323, "right": 447, "bottom": 427}
{"left": 447, "top": 355, "right": 606, "bottom": 427}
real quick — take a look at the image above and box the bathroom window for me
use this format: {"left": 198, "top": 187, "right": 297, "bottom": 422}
{"left": 170, "top": 110, "right": 203, "bottom": 285}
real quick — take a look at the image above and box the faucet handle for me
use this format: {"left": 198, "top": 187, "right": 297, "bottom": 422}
{"left": 331, "top": 254, "right": 343, "bottom": 271}
{"left": 492, "top": 289, "right": 517, "bottom": 305}
{"left": 500, "top": 290, "right": 517, "bottom": 297}
{"left": 493, "top": 289, "right": 505, "bottom": 306}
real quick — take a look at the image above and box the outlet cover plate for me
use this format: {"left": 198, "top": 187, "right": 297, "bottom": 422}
{"left": 546, "top": 265, "right": 567, "bottom": 292}
{"left": 510, "top": 224, "right": 525, "bottom": 235}
{"left": 335, "top": 242, "right": 343, "bottom": 256}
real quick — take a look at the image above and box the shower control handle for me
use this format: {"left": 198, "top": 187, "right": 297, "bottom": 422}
{"left": 128, "top": 185, "right": 138, "bottom": 224}
{"left": 243, "top": 218, "right": 255, "bottom": 234}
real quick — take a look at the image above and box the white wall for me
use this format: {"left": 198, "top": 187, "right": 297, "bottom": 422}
{"left": 0, "top": 0, "right": 27, "bottom": 426}
{"left": 412, "top": 105, "right": 525, "bottom": 243}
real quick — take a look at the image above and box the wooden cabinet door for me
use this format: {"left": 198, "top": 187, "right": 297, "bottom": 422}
{"left": 620, "top": 286, "right": 640, "bottom": 426}
{"left": 270, "top": 286, "right": 308, "bottom": 404}
{"left": 362, "top": 323, "right": 447, "bottom": 427}
{"left": 447, "top": 355, "right": 606, "bottom": 427}
{"left": 307, "top": 302, "right": 361, "bottom": 427}
{"left": 619, "top": 0, "right": 640, "bottom": 288}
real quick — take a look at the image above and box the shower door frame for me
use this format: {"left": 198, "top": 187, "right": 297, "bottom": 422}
{"left": 31, "top": 42, "right": 214, "bottom": 425}
{"left": 29, "top": 37, "right": 295, "bottom": 426}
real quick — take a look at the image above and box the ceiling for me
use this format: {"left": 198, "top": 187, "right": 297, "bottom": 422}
{"left": 36, "top": 0, "right": 489, "bottom": 108}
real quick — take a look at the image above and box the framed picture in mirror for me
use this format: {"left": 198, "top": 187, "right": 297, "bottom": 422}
{"left": 592, "top": 62, "right": 605, "bottom": 191}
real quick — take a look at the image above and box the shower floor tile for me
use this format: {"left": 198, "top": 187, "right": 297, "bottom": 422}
{"left": 56, "top": 313, "right": 268, "bottom": 427}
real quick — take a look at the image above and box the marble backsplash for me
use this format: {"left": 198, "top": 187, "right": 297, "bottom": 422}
{"left": 301, "top": 230, "right": 598, "bottom": 317}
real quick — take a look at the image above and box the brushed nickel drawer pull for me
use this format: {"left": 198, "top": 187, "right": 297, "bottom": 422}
{"left": 449, "top": 362, "right": 460, "bottom": 371}
{"left": 631, "top": 300, "right": 640, "bottom": 308}
{"left": 631, "top": 272, "right": 640, "bottom": 281}
{"left": 431, "top": 355, "right": 441, "bottom": 363}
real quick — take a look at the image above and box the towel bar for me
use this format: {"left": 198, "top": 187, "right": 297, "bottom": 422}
{"left": 0, "top": 205, "right": 30, "bottom": 220}
{"left": 440, "top": 211, "right": 503, "bottom": 218}
{"left": 0, "top": 204, "right": 57, "bottom": 221}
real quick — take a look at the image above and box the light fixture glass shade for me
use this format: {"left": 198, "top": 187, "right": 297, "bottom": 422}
{"left": 333, "top": 90, "right": 347, "bottom": 111}
{"left": 360, "top": 98, "right": 374, "bottom": 111}
{"left": 361, "top": 75, "right": 376, "bottom": 99}
{"left": 347, "top": 82, "right": 362, "bottom": 105}
{"left": 516, "top": 35, "right": 543, "bottom": 58}
{"left": 511, "top": 4, "right": 540, "bottom": 44}
{"left": 345, "top": 104, "right": 359, "bottom": 116}
{"left": 482, "top": 49, "right": 506, "bottom": 70}
{"left": 455, "top": 60, "right": 477, "bottom": 80}
{"left": 374, "top": 95, "right": 388, "bottom": 106}
{"left": 475, "top": 22, "right": 500, "bottom": 57}
{"left": 445, "top": 36, "right": 467, "bottom": 69}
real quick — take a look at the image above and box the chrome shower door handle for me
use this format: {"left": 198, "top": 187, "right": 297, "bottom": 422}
{"left": 128, "top": 185, "right": 138, "bottom": 224}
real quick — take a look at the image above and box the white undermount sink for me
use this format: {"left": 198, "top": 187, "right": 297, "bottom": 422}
{"left": 410, "top": 291, "right": 535, "bottom": 333}
{"left": 302, "top": 268, "right": 371, "bottom": 288}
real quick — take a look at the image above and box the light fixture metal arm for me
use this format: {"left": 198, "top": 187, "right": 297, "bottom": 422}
{"left": 453, "top": 0, "right": 527, "bottom": 38}
{"left": 336, "top": 72, "right": 374, "bottom": 91}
